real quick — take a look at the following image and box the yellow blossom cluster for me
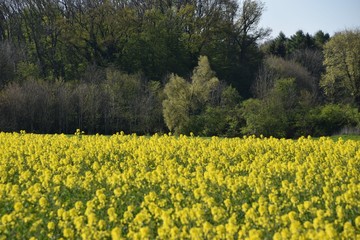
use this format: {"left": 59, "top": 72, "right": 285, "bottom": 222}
{"left": 0, "top": 132, "right": 360, "bottom": 239}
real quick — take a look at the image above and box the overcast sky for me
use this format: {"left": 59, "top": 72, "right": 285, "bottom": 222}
{"left": 259, "top": 0, "right": 360, "bottom": 39}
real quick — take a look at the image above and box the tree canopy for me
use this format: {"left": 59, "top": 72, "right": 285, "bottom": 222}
{"left": 1, "top": 0, "right": 359, "bottom": 137}
{"left": 0, "top": 0, "right": 269, "bottom": 93}
{"left": 321, "top": 29, "right": 360, "bottom": 107}
{"left": 163, "top": 56, "right": 219, "bottom": 134}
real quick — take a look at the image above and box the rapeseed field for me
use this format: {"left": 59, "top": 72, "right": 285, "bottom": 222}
{"left": 0, "top": 132, "right": 359, "bottom": 239}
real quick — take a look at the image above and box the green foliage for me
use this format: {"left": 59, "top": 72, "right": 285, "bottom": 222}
{"left": 163, "top": 74, "right": 191, "bottom": 133}
{"left": 245, "top": 71, "right": 360, "bottom": 138}
{"left": 302, "top": 104, "right": 360, "bottom": 136}
{"left": 264, "top": 30, "right": 329, "bottom": 58}
{"left": 0, "top": 0, "right": 272, "bottom": 135}
{"left": 242, "top": 78, "right": 297, "bottom": 138}
{"left": 0, "top": 0, "right": 269, "bottom": 91}
{"left": 269, "top": 32, "right": 287, "bottom": 57}
{"left": 16, "top": 62, "right": 40, "bottom": 81}
{"left": 242, "top": 97, "right": 287, "bottom": 138}
{"left": 321, "top": 30, "right": 360, "bottom": 106}
{"left": 1, "top": 0, "right": 358, "bottom": 137}
{"left": 200, "top": 105, "right": 243, "bottom": 137}
{"left": 188, "top": 86, "right": 243, "bottom": 137}
{"left": 163, "top": 56, "right": 245, "bottom": 136}
{"left": 220, "top": 85, "right": 242, "bottom": 107}
{"left": 163, "top": 56, "right": 220, "bottom": 134}
{"left": 288, "top": 30, "right": 314, "bottom": 53}
{"left": 313, "top": 30, "right": 330, "bottom": 49}
{"left": 190, "top": 56, "right": 220, "bottom": 107}
{"left": 102, "top": 69, "right": 164, "bottom": 134}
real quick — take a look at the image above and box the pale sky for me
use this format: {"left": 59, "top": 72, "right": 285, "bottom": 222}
{"left": 259, "top": 0, "right": 360, "bottom": 39}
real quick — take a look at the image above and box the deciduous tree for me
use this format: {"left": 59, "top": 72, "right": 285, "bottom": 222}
{"left": 163, "top": 56, "right": 219, "bottom": 133}
{"left": 321, "top": 29, "right": 360, "bottom": 107}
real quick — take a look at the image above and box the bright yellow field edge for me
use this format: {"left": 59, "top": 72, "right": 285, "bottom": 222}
{"left": 0, "top": 132, "right": 359, "bottom": 239}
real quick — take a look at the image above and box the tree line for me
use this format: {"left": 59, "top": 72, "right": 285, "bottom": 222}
{"left": 0, "top": 0, "right": 359, "bottom": 137}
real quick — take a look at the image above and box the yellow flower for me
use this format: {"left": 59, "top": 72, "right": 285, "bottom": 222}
{"left": 39, "top": 197, "right": 48, "bottom": 208}
{"left": 303, "top": 201, "right": 311, "bottom": 210}
{"left": 114, "top": 188, "right": 122, "bottom": 197}
{"left": 98, "top": 219, "right": 106, "bottom": 230}
{"left": 63, "top": 228, "right": 74, "bottom": 238}
{"left": 325, "top": 223, "right": 338, "bottom": 239}
{"left": 73, "top": 216, "right": 84, "bottom": 230}
{"left": 111, "top": 227, "right": 122, "bottom": 240}
{"left": 190, "top": 227, "right": 203, "bottom": 239}
{"left": 140, "top": 227, "right": 151, "bottom": 239}
{"left": 1, "top": 132, "right": 360, "bottom": 238}
{"left": 108, "top": 207, "right": 118, "bottom": 222}
{"left": 1, "top": 214, "right": 10, "bottom": 225}
{"left": 74, "top": 201, "right": 83, "bottom": 210}
{"left": 355, "top": 216, "right": 360, "bottom": 228}
{"left": 87, "top": 213, "right": 97, "bottom": 226}
{"left": 47, "top": 221, "right": 55, "bottom": 231}
{"left": 14, "top": 202, "right": 23, "bottom": 212}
